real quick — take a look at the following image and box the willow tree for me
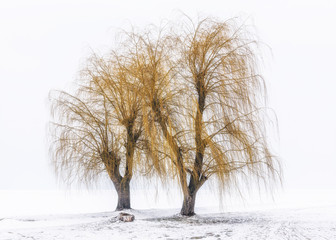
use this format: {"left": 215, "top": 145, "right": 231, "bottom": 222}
{"left": 49, "top": 53, "right": 143, "bottom": 210}
{"left": 127, "top": 17, "right": 281, "bottom": 216}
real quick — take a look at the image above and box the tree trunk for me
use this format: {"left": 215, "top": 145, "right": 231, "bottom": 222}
{"left": 115, "top": 181, "right": 131, "bottom": 211}
{"left": 180, "top": 193, "right": 197, "bottom": 216}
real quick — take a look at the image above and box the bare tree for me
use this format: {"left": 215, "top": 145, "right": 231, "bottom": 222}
{"left": 49, "top": 53, "right": 143, "bottom": 210}
{"left": 126, "top": 17, "right": 281, "bottom": 216}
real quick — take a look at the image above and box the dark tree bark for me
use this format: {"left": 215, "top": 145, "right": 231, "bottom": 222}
{"left": 102, "top": 116, "right": 139, "bottom": 211}
{"left": 180, "top": 172, "right": 208, "bottom": 216}
{"left": 115, "top": 180, "right": 131, "bottom": 210}
{"left": 180, "top": 192, "right": 196, "bottom": 216}
{"left": 103, "top": 153, "right": 132, "bottom": 211}
{"left": 180, "top": 74, "right": 207, "bottom": 216}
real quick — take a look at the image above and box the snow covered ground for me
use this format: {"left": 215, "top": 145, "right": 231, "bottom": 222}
{"left": 1, "top": 206, "right": 336, "bottom": 239}
{"left": 1, "top": 190, "right": 336, "bottom": 239}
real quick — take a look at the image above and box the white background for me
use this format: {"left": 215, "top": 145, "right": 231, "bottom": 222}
{"left": 0, "top": 0, "right": 335, "bottom": 208}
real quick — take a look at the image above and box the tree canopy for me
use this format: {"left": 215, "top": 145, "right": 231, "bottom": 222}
{"left": 49, "top": 16, "right": 281, "bottom": 216}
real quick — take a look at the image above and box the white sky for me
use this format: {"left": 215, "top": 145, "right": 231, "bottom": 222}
{"left": 0, "top": 0, "right": 336, "bottom": 191}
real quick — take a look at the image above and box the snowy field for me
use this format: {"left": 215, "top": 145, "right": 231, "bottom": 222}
{"left": 1, "top": 190, "right": 336, "bottom": 239}
{"left": 1, "top": 206, "right": 336, "bottom": 239}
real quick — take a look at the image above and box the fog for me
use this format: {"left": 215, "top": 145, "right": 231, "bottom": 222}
{"left": 0, "top": 0, "right": 335, "bottom": 193}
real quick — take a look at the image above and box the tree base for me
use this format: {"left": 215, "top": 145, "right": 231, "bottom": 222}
{"left": 116, "top": 195, "right": 131, "bottom": 211}
{"left": 115, "top": 181, "right": 131, "bottom": 211}
{"left": 180, "top": 194, "right": 196, "bottom": 216}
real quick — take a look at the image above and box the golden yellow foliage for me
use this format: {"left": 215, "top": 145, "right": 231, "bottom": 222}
{"left": 121, "top": 17, "right": 281, "bottom": 215}
{"left": 49, "top": 16, "right": 281, "bottom": 215}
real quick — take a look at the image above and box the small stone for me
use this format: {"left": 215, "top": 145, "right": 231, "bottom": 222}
{"left": 118, "top": 212, "right": 135, "bottom": 222}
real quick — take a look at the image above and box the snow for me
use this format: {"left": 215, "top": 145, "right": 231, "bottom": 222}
{"left": 1, "top": 206, "right": 336, "bottom": 239}
{"left": 1, "top": 190, "right": 336, "bottom": 239}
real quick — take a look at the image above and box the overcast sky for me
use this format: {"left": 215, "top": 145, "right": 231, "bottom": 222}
{"left": 0, "top": 0, "right": 335, "bottom": 191}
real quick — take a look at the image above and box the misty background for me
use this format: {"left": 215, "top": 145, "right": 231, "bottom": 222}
{"left": 0, "top": 0, "right": 335, "bottom": 212}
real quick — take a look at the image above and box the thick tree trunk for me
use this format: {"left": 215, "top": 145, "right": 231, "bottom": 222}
{"left": 179, "top": 76, "right": 205, "bottom": 217}
{"left": 180, "top": 193, "right": 197, "bottom": 216}
{"left": 115, "top": 181, "right": 131, "bottom": 211}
